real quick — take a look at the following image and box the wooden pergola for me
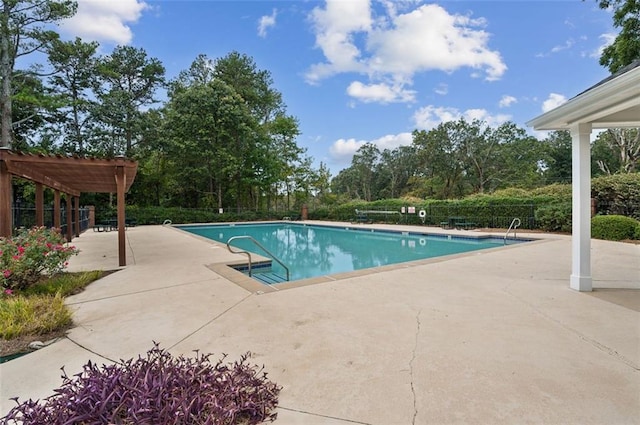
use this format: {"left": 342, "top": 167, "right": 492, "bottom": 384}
{"left": 0, "top": 148, "right": 138, "bottom": 266}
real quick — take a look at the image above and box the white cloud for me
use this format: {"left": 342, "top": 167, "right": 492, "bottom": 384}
{"left": 306, "top": 0, "right": 372, "bottom": 82}
{"left": 258, "top": 9, "right": 277, "bottom": 38}
{"left": 329, "top": 132, "right": 413, "bottom": 164}
{"left": 60, "top": 0, "right": 149, "bottom": 44}
{"left": 590, "top": 32, "right": 616, "bottom": 58}
{"left": 346, "top": 80, "right": 415, "bottom": 103}
{"left": 366, "top": 4, "right": 506, "bottom": 80}
{"left": 413, "top": 105, "right": 511, "bottom": 130}
{"left": 550, "top": 39, "right": 575, "bottom": 53}
{"left": 306, "top": 1, "right": 506, "bottom": 103}
{"left": 542, "top": 93, "right": 567, "bottom": 113}
{"left": 434, "top": 83, "right": 448, "bottom": 95}
{"left": 498, "top": 95, "right": 517, "bottom": 108}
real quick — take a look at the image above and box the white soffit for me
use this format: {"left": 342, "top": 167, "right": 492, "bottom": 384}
{"left": 527, "top": 63, "right": 640, "bottom": 131}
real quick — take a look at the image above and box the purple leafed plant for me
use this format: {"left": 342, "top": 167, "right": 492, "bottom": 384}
{"left": 1, "top": 344, "right": 281, "bottom": 424}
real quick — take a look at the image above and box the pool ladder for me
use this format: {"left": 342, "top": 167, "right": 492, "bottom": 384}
{"left": 226, "top": 236, "right": 290, "bottom": 282}
{"left": 504, "top": 218, "right": 521, "bottom": 245}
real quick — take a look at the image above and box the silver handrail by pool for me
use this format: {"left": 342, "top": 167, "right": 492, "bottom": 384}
{"left": 504, "top": 218, "right": 521, "bottom": 245}
{"left": 226, "top": 235, "right": 290, "bottom": 281}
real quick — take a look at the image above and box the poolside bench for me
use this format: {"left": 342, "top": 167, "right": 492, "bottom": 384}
{"left": 441, "top": 216, "right": 476, "bottom": 230}
{"left": 93, "top": 222, "right": 114, "bottom": 232}
{"left": 353, "top": 210, "right": 371, "bottom": 224}
{"left": 454, "top": 221, "right": 476, "bottom": 230}
{"left": 353, "top": 209, "right": 401, "bottom": 224}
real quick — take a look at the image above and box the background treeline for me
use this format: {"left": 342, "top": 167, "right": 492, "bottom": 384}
{"left": 118, "top": 173, "right": 640, "bottom": 235}
{"left": 2, "top": 0, "right": 639, "bottom": 230}
{"left": 330, "top": 122, "right": 639, "bottom": 202}
{"left": 9, "top": 43, "right": 330, "bottom": 213}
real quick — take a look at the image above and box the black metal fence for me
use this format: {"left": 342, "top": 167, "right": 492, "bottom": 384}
{"left": 310, "top": 203, "right": 538, "bottom": 229}
{"left": 11, "top": 206, "right": 91, "bottom": 235}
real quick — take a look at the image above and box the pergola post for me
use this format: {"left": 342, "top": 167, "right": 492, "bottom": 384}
{"left": 53, "top": 190, "right": 61, "bottom": 229}
{"left": 0, "top": 158, "right": 12, "bottom": 237}
{"left": 116, "top": 162, "right": 127, "bottom": 267}
{"left": 35, "top": 183, "right": 44, "bottom": 227}
{"left": 65, "top": 193, "right": 73, "bottom": 242}
{"left": 74, "top": 196, "right": 80, "bottom": 237}
{"left": 570, "top": 123, "right": 593, "bottom": 292}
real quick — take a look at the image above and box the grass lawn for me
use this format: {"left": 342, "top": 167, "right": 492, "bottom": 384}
{"left": 0, "top": 270, "right": 111, "bottom": 358}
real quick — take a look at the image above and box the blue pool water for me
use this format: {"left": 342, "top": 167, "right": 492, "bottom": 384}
{"left": 179, "top": 223, "right": 520, "bottom": 282}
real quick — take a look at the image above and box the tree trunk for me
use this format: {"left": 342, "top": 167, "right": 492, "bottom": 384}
{"left": 0, "top": 4, "right": 13, "bottom": 149}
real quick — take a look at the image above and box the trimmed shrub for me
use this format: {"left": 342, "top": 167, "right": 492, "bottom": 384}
{"left": 592, "top": 173, "right": 640, "bottom": 219}
{"left": 535, "top": 203, "right": 572, "bottom": 232}
{"left": 2, "top": 345, "right": 281, "bottom": 424}
{"left": 591, "top": 215, "right": 640, "bottom": 241}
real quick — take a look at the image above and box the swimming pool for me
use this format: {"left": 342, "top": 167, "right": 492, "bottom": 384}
{"left": 179, "top": 223, "right": 524, "bottom": 283}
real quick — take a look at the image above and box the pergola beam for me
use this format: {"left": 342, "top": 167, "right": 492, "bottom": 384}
{"left": 0, "top": 149, "right": 138, "bottom": 268}
{"left": 2, "top": 158, "right": 80, "bottom": 196}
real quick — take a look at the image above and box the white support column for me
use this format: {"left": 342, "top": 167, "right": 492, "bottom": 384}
{"left": 570, "top": 123, "right": 593, "bottom": 291}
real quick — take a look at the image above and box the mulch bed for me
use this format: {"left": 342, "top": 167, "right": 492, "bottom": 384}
{"left": 1, "top": 329, "right": 70, "bottom": 359}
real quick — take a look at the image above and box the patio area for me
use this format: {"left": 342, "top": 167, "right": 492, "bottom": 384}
{"left": 1, "top": 223, "right": 638, "bottom": 424}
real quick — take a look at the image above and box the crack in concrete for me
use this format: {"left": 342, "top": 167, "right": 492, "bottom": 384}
{"left": 278, "top": 406, "right": 372, "bottom": 424}
{"left": 65, "top": 336, "right": 118, "bottom": 364}
{"left": 66, "top": 278, "right": 217, "bottom": 305}
{"left": 409, "top": 309, "right": 422, "bottom": 425}
{"left": 168, "top": 293, "right": 254, "bottom": 350}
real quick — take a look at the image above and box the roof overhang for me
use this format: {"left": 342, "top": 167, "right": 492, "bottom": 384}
{"left": 0, "top": 149, "right": 138, "bottom": 196}
{"left": 527, "top": 64, "right": 640, "bottom": 131}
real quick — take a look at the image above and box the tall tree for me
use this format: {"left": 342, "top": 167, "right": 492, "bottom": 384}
{"left": 263, "top": 113, "right": 303, "bottom": 210}
{"left": 10, "top": 72, "right": 55, "bottom": 150}
{"left": 212, "top": 51, "right": 294, "bottom": 209}
{"left": 331, "top": 166, "right": 361, "bottom": 199}
{"left": 47, "top": 37, "right": 99, "bottom": 154}
{"left": 490, "top": 124, "right": 545, "bottom": 189}
{"left": 413, "top": 121, "right": 468, "bottom": 198}
{"left": 164, "top": 78, "right": 252, "bottom": 209}
{"left": 213, "top": 51, "right": 283, "bottom": 123}
{"left": 543, "top": 130, "right": 573, "bottom": 184}
{"left": 0, "top": 0, "right": 76, "bottom": 148}
{"left": 93, "top": 45, "right": 165, "bottom": 156}
{"left": 376, "top": 145, "right": 417, "bottom": 199}
{"left": 593, "top": 128, "right": 640, "bottom": 173}
{"left": 352, "top": 143, "right": 380, "bottom": 202}
{"left": 596, "top": 0, "right": 640, "bottom": 73}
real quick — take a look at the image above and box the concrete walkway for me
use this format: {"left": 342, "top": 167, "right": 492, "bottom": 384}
{"left": 1, "top": 223, "right": 638, "bottom": 424}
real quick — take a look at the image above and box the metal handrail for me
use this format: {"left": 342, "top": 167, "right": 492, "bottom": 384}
{"left": 226, "top": 236, "right": 290, "bottom": 281}
{"left": 504, "top": 218, "right": 521, "bottom": 245}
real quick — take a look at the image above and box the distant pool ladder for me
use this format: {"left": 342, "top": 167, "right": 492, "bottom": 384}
{"left": 504, "top": 218, "right": 521, "bottom": 245}
{"left": 226, "top": 235, "right": 290, "bottom": 282}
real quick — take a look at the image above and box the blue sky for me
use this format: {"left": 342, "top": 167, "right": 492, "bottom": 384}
{"left": 57, "top": 0, "right": 616, "bottom": 175}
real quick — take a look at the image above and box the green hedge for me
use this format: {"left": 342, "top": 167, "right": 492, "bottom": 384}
{"left": 535, "top": 203, "right": 572, "bottom": 232}
{"left": 85, "top": 179, "right": 638, "bottom": 234}
{"left": 115, "top": 206, "right": 298, "bottom": 225}
{"left": 307, "top": 197, "right": 559, "bottom": 229}
{"left": 592, "top": 173, "right": 640, "bottom": 219}
{"left": 591, "top": 215, "right": 640, "bottom": 241}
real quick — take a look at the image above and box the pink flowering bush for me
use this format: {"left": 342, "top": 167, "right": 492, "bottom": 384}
{"left": 0, "top": 227, "right": 79, "bottom": 291}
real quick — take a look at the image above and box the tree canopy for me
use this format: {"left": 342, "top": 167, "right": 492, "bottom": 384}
{"left": 596, "top": 0, "right": 640, "bottom": 72}
{"left": 2, "top": 2, "right": 637, "bottom": 215}
{"left": 0, "top": 0, "right": 77, "bottom": 148}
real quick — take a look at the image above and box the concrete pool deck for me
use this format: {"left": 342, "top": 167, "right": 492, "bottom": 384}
{"left": 1, "top": 222, "right": 638, "bottom": 424}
